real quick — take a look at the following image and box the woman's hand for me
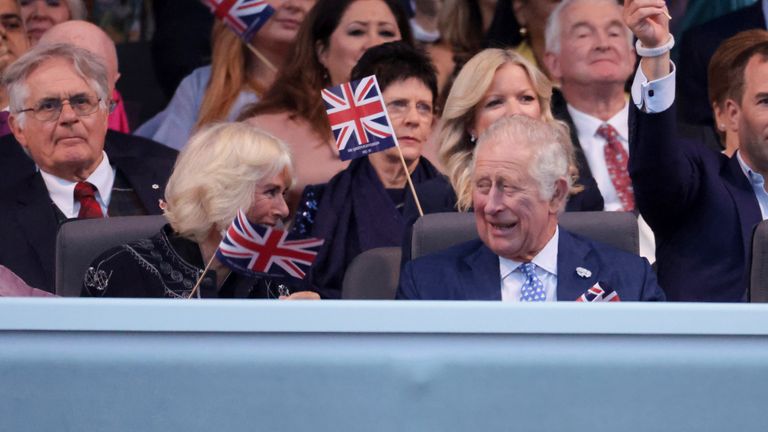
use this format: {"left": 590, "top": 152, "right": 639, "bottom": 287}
{"left": 279, "top": 290, "right": 321, "bottom": 300}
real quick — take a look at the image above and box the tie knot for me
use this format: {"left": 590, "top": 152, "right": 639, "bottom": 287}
{"left": 74, "top": 181, "right": 97, "bottom": 200}
{"left": 597, "top": 123, "right": 618, "bottom": 140}
{"left": 520, "top": 262, "right": 536, "bottom": 277}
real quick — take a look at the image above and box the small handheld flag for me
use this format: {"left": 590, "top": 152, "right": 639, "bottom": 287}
{"left": 216, "top": 209, "right": 324, "bottom": 279}
{"left": 201, "top": 0, "right": 275, "bottom": 42}
{"left": 322, "top": 75, "right": 396, "bottom": 161}
{"left": 576, "top": 283, "right": 621, "bottom": 302}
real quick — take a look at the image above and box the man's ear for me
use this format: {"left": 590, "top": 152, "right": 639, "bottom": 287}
{"left": 8, "top": 114, "right": 27, "bottom": 148}
{"left": 543, "top": 51, "right": 561, "bottom": 81}
{"left": 723, "top": 98, "right": 741, "bottom": 134}
{"left": 549, "top": 178, "right": 569, "bottom": 213}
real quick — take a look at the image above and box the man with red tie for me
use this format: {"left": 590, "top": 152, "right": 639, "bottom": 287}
{"left": 0, "top": 43, "right": 176, "bottom": 293}
{"left": 542, "top": 0, "right": 656, "bottom": 262}
{"left": 0, "top": 0, "right": 30, "bottom": 135}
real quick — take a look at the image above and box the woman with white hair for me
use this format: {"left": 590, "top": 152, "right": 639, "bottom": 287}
{"left": 20, "top": 0, "right": 86, "bottom": 45}
{"left": 81, "top": 122, "right": 319, "bottom": 299}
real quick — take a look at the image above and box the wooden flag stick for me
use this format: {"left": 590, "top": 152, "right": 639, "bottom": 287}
{"left": 245, "top": 42, "right": 277, "bottom": 73}
{"left": 188, "top": 253, "right": 218, "bottom": 299}
{"left": 395, "top": 144, "right": 424, "bottom": 217}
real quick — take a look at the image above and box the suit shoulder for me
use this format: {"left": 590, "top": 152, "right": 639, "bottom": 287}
{"left": 105, "top": 130, "right": 179, "bottom": 160}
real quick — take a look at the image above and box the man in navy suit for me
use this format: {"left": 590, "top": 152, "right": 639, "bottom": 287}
{"left": 397, "top": 115, "right": 664, "bottom": 301}
{"left": 0, "top": 43, "right": 176, "bottom": 293}
{"left": 625, "top": 0, "right": 766, "bottom": 301}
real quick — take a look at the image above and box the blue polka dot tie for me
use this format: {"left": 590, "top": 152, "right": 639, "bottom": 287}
{"left": 520, "top": 262, "right": 546, "bottom": 302}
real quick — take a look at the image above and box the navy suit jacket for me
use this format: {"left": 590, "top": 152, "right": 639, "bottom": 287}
{"left": 0, "top": 131, "right": 177, "bottom": 293}
{"left": 677, "top": 2, "right": 765, "bottom": 127}
{"left": 629, "top": 103, "right": 761, "bottom": 302}
{"left": 396, "top": 228, "right": 664, "bottom": 301}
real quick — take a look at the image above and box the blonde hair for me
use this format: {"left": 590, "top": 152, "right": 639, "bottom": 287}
{"left": 437, "top": 48, "right": 563, "bottom": 211}
{"left": 164, "top": 122, "right": 293, "bottom": 243}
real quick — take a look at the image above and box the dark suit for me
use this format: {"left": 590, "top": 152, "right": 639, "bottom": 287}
{"left": 677, "top": 2, "right": 765, "bottom": 127}
{"left": 397, "top": 228, "right": 664, "bottom": 301}
{"left": 629, "top": 102, "right": 761, "bottom": 302}
{"left": 0, "top": 131, "right": 177, "bottom": 293}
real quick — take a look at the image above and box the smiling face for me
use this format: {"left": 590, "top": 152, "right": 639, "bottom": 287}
{"left": 472, "top": 138, "right": 562, "bottom": 261}
{"left": 546, "top": 0, "right": 634, "bottom": 86}
{"left": 317, "top": 0, "right": 401, "bottom": 85}
{"left": 20, "top": 0, "right": 71, "bottom": 45}
{"left": 732, "top": 55, "right": 768, "bottom": 174}
{"left": 380, "top": 77, "right": 434, "bottom": 163}
{"left": 246, "top": 170, "right": 291, "bottom": 226}
{"left": 9, "top": 58, "right": 108, "bottom": 181}
{"left": 255, "top": 0, "right": 316, "bottom": 47}
{"left": 471, "top": 63, "right": 542, "bottom": 137}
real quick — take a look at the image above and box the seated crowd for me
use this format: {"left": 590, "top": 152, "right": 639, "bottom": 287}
{"left": 0, "top": 0, "right": 767, "bottom": 303}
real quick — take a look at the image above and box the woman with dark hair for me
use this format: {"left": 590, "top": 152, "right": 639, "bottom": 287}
{"left": 293, "top": 41, "right": 440, "bottom": 299}
{"left": 240, "top": 0, "right": 414, "bottom": 213}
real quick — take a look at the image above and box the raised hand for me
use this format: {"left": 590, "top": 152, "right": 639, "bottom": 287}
{"left": 624, "top": 0, "right": 670, "bottom": 48}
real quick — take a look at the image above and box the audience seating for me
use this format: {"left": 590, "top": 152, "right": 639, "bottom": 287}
{"left": 750, "top": 220, "right": 768, "bottom": 302}
{"left": 342, "top": 247, "right": 401, "bottom": 299}
{"left": 411, "top": 211, "right": 640, "bottom": 260}
{"left": 55, "top": 215, "right": 167, "bottom": 297}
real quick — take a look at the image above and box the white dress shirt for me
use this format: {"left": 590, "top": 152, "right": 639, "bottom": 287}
{"left": 40, "top": 151, "right": 115, "bottom": 218}
{"left": 499, "top": 228, "right": 559, "bottom": 302}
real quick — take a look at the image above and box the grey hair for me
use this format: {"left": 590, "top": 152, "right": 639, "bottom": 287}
{"left": 65, "top": 0, "right": 87, "bottom": 20}
{"left": 544, "top": 0, "right": 632, "bottom": 54}
{"left": 466, "top": 116, "right": 572, "bottom": 209}
{"left": 3, "top": 43, "right": 109, "bottom": 126}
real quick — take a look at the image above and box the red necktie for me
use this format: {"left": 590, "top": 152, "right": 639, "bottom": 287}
{"left": 597, "top": 124, "right": 635, "bottom": 212}
{"left": 74, "top": 181, "right": 104, "bottom": 219}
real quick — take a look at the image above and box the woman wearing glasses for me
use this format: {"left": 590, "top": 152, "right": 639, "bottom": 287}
{"left": 292, "top": 41, "right": 441, "bottom": 299}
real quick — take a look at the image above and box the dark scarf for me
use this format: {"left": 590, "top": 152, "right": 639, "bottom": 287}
{"left": 307, "top": 156, "right": 440, "bottom": 298}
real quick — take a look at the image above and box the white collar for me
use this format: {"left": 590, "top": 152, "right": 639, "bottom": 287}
{"left": 39, "top": 151, "right": 114, "bottom": 218}
{"left": 499, "top": 226, "right": 559, "bottom": 278}
{"left": 736, "top": 150, "right": 766, "bottom": 186}
{"left": 567, "top": 101, "right": 629, "bottom": 143}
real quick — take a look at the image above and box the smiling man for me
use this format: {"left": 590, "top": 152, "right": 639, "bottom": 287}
{"left": 542, "top": 0, "right": 658, "bottom": 263}
{"left": 0, "top": 43, "right": 176, "bottom": 293}
{"left": 396, "top": 115, "right": 664, "bottom": 302}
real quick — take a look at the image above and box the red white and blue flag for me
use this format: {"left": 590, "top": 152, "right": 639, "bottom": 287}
{"left": 201, "top": 0, "right": 275, "bottom": 42}
{"left": 216, "top": 209, "right": 324, "bottom": 279}
{"left": 322, "top": 75, "right": 396, "bottom": 161}
{"left": 576, "top": 283, "right": 621, "bottom": 302}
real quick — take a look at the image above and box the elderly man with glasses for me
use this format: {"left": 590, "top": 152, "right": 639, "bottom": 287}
{"left": 0, "top": 43, "right": 177, "bottom": 294}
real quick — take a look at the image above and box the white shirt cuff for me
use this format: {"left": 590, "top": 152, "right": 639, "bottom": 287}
{"left": 631, "top": 61, "right": 676, "bottom": 113}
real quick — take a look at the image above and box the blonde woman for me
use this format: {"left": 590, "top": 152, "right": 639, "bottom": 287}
{"left": 403, "top": 48, "right": 603, "bottom": 229}
{"left": 82, "top": 122, "right": 318, "bottom": 300}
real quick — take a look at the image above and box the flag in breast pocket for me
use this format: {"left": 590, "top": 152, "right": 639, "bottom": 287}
{"left": 576, "top": 283, "right": 621, "bottom": 302}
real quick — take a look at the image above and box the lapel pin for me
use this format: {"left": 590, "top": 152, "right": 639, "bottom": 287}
{"left": 152, "top": 184, "right": 160, "bottom": 190}
{"left": 576, "top": 267, "right": 592, "bottom": 278}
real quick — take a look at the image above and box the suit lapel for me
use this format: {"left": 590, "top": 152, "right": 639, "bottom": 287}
{"left": 13, "top": 174, "right": 59, "bottom": 287}
{"left": 461, "top": 242, "right": 502, "bottom": 300}
{"left": 556, "top": 229, "right": 601, "bottom": 301}
{"left": 105, "top": 140, "right": 164, "bottom": 214}
{"left": 723, "top": 155, "right": 763, "bottom": 263}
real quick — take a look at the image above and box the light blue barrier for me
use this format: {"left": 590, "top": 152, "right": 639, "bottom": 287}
{"left": 1, "top": 299, "right": 768, "bottom": 431}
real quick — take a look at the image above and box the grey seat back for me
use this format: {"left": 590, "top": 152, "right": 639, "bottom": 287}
{"left": 55, "top": 215, "right": 167, "bottom": 297}
{"left": 411, "top": 211, "right": 639, "bottom": 259}
{"left": 750, "top": 220, "right": 768, "bottom": 302}
{"left": 342, "top": 247, "right": 402, "bottom": 300}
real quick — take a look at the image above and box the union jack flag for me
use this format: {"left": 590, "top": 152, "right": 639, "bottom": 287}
{"left": 576, "top": 283, "right": 621, "bottom": 302}
{"left": 322, "top": 75, "right": 396, "bottom": 161}
{"left": 216, "top": 209, "right": 324, "bottom": 279}
{"left": 201, "top": 0, "right": 275, "bottom": 41}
